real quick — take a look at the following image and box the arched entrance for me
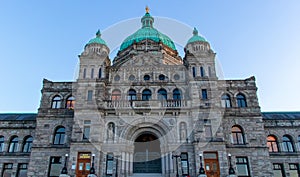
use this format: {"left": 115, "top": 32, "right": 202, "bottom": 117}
{"left": 133, "top": 133, "right": 162, "bottom": 173}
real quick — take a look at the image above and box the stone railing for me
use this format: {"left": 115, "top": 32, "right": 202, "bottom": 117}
{"left": 106, "top": 100, "right": 187, "bottom": 108}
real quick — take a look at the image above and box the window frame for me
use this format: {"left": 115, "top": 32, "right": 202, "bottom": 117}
{"left": 236, "top": 93, "right": 247, "bottom": 108}
{"left": 231, "top": 126, "right": 245, "bottom": 145}
{"left": 17, "top": 163, "right": 28, "bottom": 177}
{"left": 22, "top": 136, "right": 33, "bottom": 153}
{"left": 157, "top": 88, "right": 167, "bottom": 101}
{"left": 221, "top": 94, "right": 231, "bottom": 108}
{"left": 2, "top": 163, "right": 13, "bottom": 177}
{"left": 66, "top": 96, "right": 75, "bottom": 109}
{"left": 51, "top": 95, "right": 62, "bottom": 109}
{"left": 111, "top": 89, "right": 121, "bottom": 101}
{"left": 8, "top": 136, "right": 19, "bottom": 153}
{"left": 48, "top": 156, "right": 62, "bottom": 177}
{"left": 173, "top": 88, "right": 181, "bottom": 100}
{"left": 128, "top": 89, "right": 137, "bottom": 101}
{"left": 0, "top": 136, "right": 4, "bottom": 152}
{"left": 53, "top": 127, "right": 66, "bottom": 145}
{"left": 282, "top": 135, "right": 295, "bottom": 152}
{"left": 236, "top": 156, "right": 250, "bottom": 177}
{"left": 267, "top": 135, "right": 279, "bottom": 152}
{"left": 142, "top": 89, "right": 152, "bottom": 101}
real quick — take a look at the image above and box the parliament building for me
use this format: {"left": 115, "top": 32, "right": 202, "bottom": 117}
{"left": 0, "top": 9, "right": 299, "bottom": 177}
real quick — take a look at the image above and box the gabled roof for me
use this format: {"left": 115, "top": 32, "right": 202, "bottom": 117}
{"left": 262, "top": 112, "right": 300, "bottom": 120}
{"left": 0, "top": 113, "right": 37, "bottom": 121}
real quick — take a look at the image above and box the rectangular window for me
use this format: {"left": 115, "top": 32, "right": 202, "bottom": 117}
{"left": 236, "top": 157, "right": 250, "bottom": 177}
{"left": 17, "top": 164, "right": 28, "bottom": 177}
{"left": 83, "top": 126, "right": 90, "bottom": 140}
{"left": 202, "top": 89, "right": 208, "bottom": 99}
{"left": 273, "top": 163, "right": 285, "bottom": 177}
{"left": 87, "top": 90, "right": 93, "bottom": 101}
{"left": 2, "top": 163, "right": 13, "bottom": 177}
{"left": 83, "top": 120, "right": 91, "bottom": 140}
{"left": 49, "top": 157, "right": 62, "bottom": 177}
{"left": 289, "top": 164, "right": 299, "bottom": 177}
{"left": 180, "top": 153, "right": 189, "bottom": 175}
{"left": 106, "top": 153, "right": 114, "bottom": 175}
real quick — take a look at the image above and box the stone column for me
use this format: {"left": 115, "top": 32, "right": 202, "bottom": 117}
{"left": 129, "top": 153, "right": 133, "bottom": 175}
{"left": 121, "top": 152, "right": 125, "bottom": 175}
{"left": 161, "top": 154, "right": 165, "bottom": 175}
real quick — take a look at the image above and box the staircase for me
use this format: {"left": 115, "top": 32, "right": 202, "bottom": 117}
{"left": 131, "top": 173, "right": 163, "bottom": 177}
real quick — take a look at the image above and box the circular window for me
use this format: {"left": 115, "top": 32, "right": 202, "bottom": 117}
{"left": 159, "top": 74, "right": 165, "bottom": 81}
{"left": 144, "top": 75, "right": 150, "bottom": 81}
{"left": 114, "top": 75, "right": 120, "bottom": 81}
{"left": 129, "top": 75, "right": 135, "bottom": 81}
{"left": 174, "top": 74, "right": 180, "bottom": 80}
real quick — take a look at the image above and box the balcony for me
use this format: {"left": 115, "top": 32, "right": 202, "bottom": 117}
{"left": 106, "top": 100, "right": 187, "bottom": 109}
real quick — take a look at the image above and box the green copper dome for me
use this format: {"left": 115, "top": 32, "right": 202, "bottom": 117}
{"left": 86, "top": 30, "right": 107, "bottom": 46}
{"left": 119, "top": 11, "right": 176, "bottom": 51}
{"left": 187, "top": 27, "right": 206, "bottom": 44}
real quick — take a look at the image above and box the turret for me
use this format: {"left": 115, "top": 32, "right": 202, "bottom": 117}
{"left": 78, "top": 30, "right": 111, "bottom": 81}
{"left": 184, "top": 28, "right": 217, "bottom": 79}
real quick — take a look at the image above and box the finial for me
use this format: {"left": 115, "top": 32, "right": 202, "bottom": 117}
{"left": 145, "top": 6, "right": 149, "bottom": 13}
{"left": 96, "top": 30, "right": 101, "bottom": 37}
{"left": 193, "top": 27, "right": 198, "bottom": 36}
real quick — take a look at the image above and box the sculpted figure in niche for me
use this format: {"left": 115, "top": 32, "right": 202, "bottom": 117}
{"left": 107, "top": 123, "right": 115, "bottom": 141}
{"left": 180, "top": 122, "right": 187, "bottom": 141}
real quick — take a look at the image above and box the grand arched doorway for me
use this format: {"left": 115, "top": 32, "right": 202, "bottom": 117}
{"left": 133, "top": 133, "right": 162, "bottom": 173}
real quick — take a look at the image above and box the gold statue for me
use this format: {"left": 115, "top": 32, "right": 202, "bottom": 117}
{"left": 146, "top": 6, "right": 149, "bottom": 13}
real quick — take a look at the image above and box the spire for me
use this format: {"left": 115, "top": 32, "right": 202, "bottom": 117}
{"left": 96, "top": 30, "right": 101, "bottom": 38}
{"left": 193, "top": 27, "right": 198, "bottom": 36}
{"left": 141, "top": 6, "right": 154, "bottom": 28}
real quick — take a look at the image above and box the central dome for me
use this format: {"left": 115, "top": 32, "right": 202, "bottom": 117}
{"left": 119, "top": 9, "right": 176, "bottom": 51}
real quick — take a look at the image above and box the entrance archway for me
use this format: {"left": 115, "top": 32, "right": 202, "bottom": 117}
{"left": 133, "top": 133, "right": 162, "bottom": 173}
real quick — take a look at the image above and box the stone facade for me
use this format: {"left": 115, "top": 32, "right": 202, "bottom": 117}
{"left": 0, "top": 10, "right": 300, "bottom": 177}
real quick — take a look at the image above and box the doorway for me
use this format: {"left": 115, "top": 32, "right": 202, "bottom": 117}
{"left": 76, "top": 152, "right": 91, "bottom": 177}
{"left": 133, "top": 133, "right": 162, "bottom": 173}
{"left": 203, "top": 152, "right": 220, "bottom": 177}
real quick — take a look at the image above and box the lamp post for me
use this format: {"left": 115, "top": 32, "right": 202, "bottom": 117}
{"left": 90, "top": 154, "right": 95, "bottom": 174}
{"left": 228, "top": 154, "right": 236, "bottom": 176}
{"left": 61, "top": 154, "right": 68, "bottom": 174}
{"left": 172, "top": 152, "right": 180, "bottom": 177}
{"left": 199, "top": 153, "right": 206, "bottom": 176}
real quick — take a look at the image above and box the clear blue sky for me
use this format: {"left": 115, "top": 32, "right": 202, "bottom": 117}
{"left": 0, "top": 0, "right": 299, "bottom": 113}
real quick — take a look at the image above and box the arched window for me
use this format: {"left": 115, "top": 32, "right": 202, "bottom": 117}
{"left": 200, "top": 66, "right": 205, "bottom": 77}
{"left": 236, "top": 93, "right": 247, "bottom": 107}
{"left": 142, "top": 89, "right": 152, "bottom": 101}
{"left": 112, "top": 89, "right": 121, "bottom": 100}
{"left": 107, "top": 122, "right": 115, "bottom": 141}
{"left": 157, "top": 89, "right": 167, "bottom": 100}
{"left": 221, "top": 94, "right": 231, "bottom": 108}
{"left": 98, "top": 68, "right": 102, "bottom": 78}
{"left": 53, "top": 127, "right": 65, "bottom": 145}
{"left": 22, "top": 136, "right": 33, "bottom": 153}
{"left": 192, "top": 67, "right": 196, "bottom": 77}
{"left": 128, "top": 89, "right": 137, "bottom": 101}
{"left": 282, "top": 135, "right": 295, "bottom": 152}
{"left": 173, "top": 89, "right": 181, "bottom": 100}
{"left": 0, "top": 136, "right": 4, "bottom": 152}
{"left": 231, "top": 126, "right": 245, "bottom": 145}
{"left": 66, "top": 96, "right": 75, "bottom": 109}
{"left": 51, "top": 95, "right": 62, "bottom": 109}
{"left": 8, "top": 136, "right": 18, "bottom": 152}
{"left": 83, "top": 68, "right": 87, "bottom": 79}
{"left": 179, "top": 122, "right": 187, "bottom": 142}
{"left": 267, "top": 135, "right": 279, "bottom": 152}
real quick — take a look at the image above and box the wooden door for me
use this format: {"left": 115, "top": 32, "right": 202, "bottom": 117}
{"left": 76, "top": 152, "right": 91, "bottom": 177}
{"left": 204, "top": 152, "right": 220, "bottom": 177}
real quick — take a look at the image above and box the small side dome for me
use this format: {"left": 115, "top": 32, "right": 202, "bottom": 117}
{"left": 86, "top": 30, "right": 107, "bottom": 46}
{"left": 187, "top": 27, "right": 206, "bottom": 44}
